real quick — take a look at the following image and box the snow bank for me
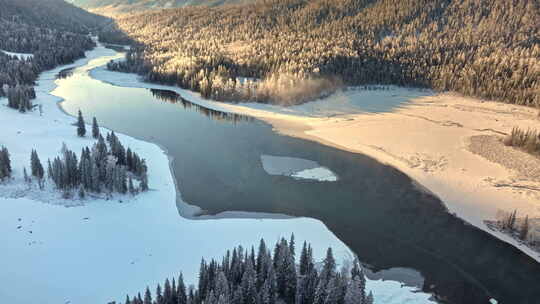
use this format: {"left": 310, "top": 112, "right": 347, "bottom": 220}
{"left": 0, "top": 44, "right": 437, "bottom": 304}
{"left": 1, "top": 49, "right": 34, "bottom": 60}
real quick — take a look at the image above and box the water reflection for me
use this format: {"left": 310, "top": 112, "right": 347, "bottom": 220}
{"left": 150, "top": 89, "right": 253, "bottom": 124}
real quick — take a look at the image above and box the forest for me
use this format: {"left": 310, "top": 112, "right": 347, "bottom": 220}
{"left": 107, "top": 0, "right": 539, "bottom": 106}
{"left": 110, "top": 237, "right": 374, "bottom": 304}
{"left": 0, "top": 0, "right": 108, "bottom": 104}
{"left": 70, "top": 0, "right": 253, "bottom": 14}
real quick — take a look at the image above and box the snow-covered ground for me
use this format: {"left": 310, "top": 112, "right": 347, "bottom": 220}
{"left": 0, "top": 44, "right": 437, "bottom": 303}
{"left": 261, "top": 154, "right": 338, "bottom": 182}
{"left": 1, "top": 49, "right": 34, "bottom": 60}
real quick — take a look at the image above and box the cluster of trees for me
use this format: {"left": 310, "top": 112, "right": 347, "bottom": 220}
{"left": 496, "top": 210, "right": 533, "bottom": 242}
{"left": 44, "top": 132, "right": 149, "bottom": 198}
{"left": 108, "top": 0, "right": 539, "bottom": 106}
{"left": 5, "top": 85, "right": 36, "bottom": 112}
{"left": 0, "top": 0, "right": 108, "bottom": 107}
{"left": 0, "top": 147, "right": 11, "bottom": 181}
{"left": 504, "top": 127, "right": 540, "bottom": 155}
{"left": 110, "top": 237, "right": 374, "bottom": 304}
{"left": 21, "top": 114, "right": 148, "bottom": 198}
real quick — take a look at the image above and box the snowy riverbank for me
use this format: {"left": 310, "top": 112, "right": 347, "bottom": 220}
{"left": 0, "top": 44, "right": 437, "bottom": 304}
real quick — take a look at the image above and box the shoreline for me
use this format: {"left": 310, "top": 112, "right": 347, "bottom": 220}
{"left": 243, "top": 94, "right": 540, "bottom": 262}
{"left": 89, "top": 63, "right": 540, "bottom": 263}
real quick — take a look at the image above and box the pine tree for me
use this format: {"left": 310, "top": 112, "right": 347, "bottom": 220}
{"left": 351, "top": 259, "right": 366, "bottom": 302}
{"left": 143, "top": 287, "right": 152, "bottom": 304}
{"left": 164, "top": 279, "right": 172, "bottom": 304}
{"left": 30, "top": 149, "right": 44, "bottom": 179}
{"left": 344, "top": 276, "right": 363, "bottom": 304}
{"left": 126, "top": 148, "right": 133, "bottom": 171}
{"left": 156, "top": 284, "right": 163, "bottom": 304}
{"left": 177, "top": 273, "right": 187, "bottom": 304}
{"left": 299, "top": 241, "right": 309, "bottom": 276}
{"left": 77, "top": 109, "right": 86, "bottom": 137}
{"left": 321, "top": 248, "right": 336, "bottom": 284}
{"left": 92, "top": 117, "right": 100, "bottom": 139}
{"left": 241, "top": 258, "right": 257, "bottom": 304}
{"left": 0, "top": 146, "right": 11, "bottom": 181}
{"left": 325, "top": 276, "right": 343, "bottom": 304}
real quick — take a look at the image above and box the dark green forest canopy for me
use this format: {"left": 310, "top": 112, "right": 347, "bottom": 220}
{"left": 108, "top": 0, "right": 539, "bottom": 106}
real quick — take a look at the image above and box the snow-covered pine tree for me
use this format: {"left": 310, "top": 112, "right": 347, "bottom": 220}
{"left": 30, "top": 150, "right": 44, "bottom": 189}
{"left": 344, "top": 275, "right": 363, "bottom": 304}
{"left": 177, "top": 273, "right": 187, "bottom": 304}
{"left": 77, "top": 110, "right": 86, "bottom": 137}
{"left": 92, "top": 117, "right": 100, "bottom": 139}
{"left": 143, "top": 287, "right": 152, "bottom": 304}
{"left": 0, "top": 146, "right": 11, "bottom": 181}
{"left": 126, "top": 148, "right": 133, "bottom": 171}
{"left": 351, "top": 258, "right": 366, "bottom": 302}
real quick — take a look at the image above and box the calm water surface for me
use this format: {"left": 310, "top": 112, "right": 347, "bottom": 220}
{"left": 55, "top": 54, "right": 540, "bottom": 304}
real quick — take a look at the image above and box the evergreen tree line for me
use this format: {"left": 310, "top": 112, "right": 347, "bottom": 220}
{"left": 0, "top": 147, "right": 12, "bottom": 182}
{"left": 108, "top": 0, "right": 539, "bottom": 106}
{"left": 0, "top": 0, "right": 109, "bottom": 107}
{"left": 109, "top": 236, "right": 374, "bottom": 304}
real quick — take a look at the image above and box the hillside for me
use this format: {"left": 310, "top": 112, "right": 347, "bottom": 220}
{"left": 107, "top": 0, "right": 539, "bottom": 106}
{"left": 68, "top": 0, "right": 252, "bottom": 14}
{"left": 0, "top": 0, "right": 108, "bottom": 105}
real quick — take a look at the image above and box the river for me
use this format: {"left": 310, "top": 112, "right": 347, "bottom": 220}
{"left": 53, "top": 44, "right": 540, "bottom": 304}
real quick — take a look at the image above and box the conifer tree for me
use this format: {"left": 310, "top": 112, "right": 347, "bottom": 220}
{"left": 177, "top": 273, "right": 187, "bottom": 304}
{"left": 92, "top": 117, "right": 100, "bottom": 139}
{"left": 30, "top": 149, "right": 44, "bottom": 181}
{"left": 0, "top": 146, "right": 11, "bottom": 181}
{"left": 77, "top": 109, "right": 86, "bottom": 137}
{"left": 143, "top": 287, "right": 152, "bottom": 304}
